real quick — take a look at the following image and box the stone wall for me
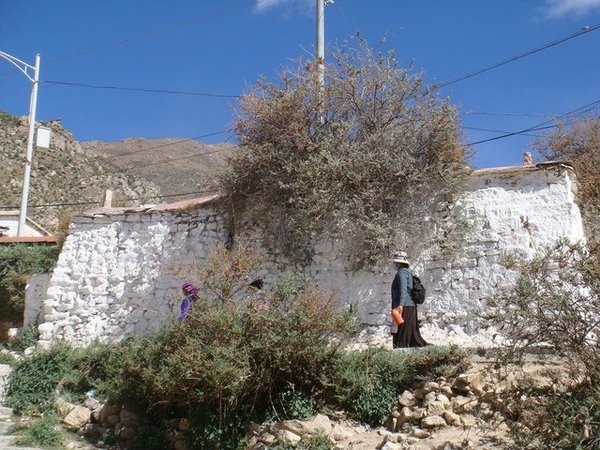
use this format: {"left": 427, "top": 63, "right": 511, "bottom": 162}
{"left": 37, "top": 196, "right": 228, "bottom": 347}
{"left": 24, "top": 273, "right": 52, "bottom": 326}
{"left": 35, "top": 163, "right": 585, "bottom": 347}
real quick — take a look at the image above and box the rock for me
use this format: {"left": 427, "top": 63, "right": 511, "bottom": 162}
{"left": 331, "top": 423, "right": 355, "bottom": 441}
{"left": 99, "top": 403, "right": 121, "bottom": 423}
{"left": 452, "top": 395, "right": 476, "bottom": 413}
{"left": 421, "top": 415, "right": 447, "bottom": 429}
{"left": 107, "top": 414, "right": 120, "bottom": 426}
{"left": 260, "top": 433, "right": 277, "bottom": 445}
{"left": 421, "top": 381, "right": 440, "bottom": 394}
{"left": 118, "top": 425, "right": 137, "bottom": 440}
{"left": 120, "top": 408, "right": 143, "bottom": 428}
{"left": 442, "top": 411, "right": 460, "bottom": 426}
{"left": 303, "top": 413, "right": 332, "bottom": 434}
{"left": 413, "top": 388, "right": 426, "bottom": 401}
{"left": 379, "top": 442, "right": 403, "bottom": 450}
{"left": 174, "top": 440, "right": 190, "bottom": 450}
{"left": 424, "top": 392, "right": 437, "bottom": 404}
{"left": 179, "top": 418, "right": 191, "bottom": 431}
{"left": 460, "top": 414, "right": 477, "bottom": 428}
{"left": 412, "top": 408, "right": 427, "bottom": 421}
{"left": 427, "top": 400, "right": 447, "bottom": 415}
{"left": 274, "top": 420, "right": 305, "bottom": 436}
{"left": 411, "top": 428, "right": 431, "bottom": 439}
{"left": 56, "top": 398, "right": 77, "bottom": 416}
{"left": 436, "top": 394, "right": 450, "bottom": 405}
{"left": 275, "top": 429, "right": 302, "bottom": 446}
{"left": 63, "top": 406, "right": 92, "bottom": 429}
{"left": 398, "top": 390, "right": 416, "bottom": 407}
{"left": 453, "top": 373, "right": 480, "bottom": 394}
{"left": 439, "top": 383, "right": 454, "bottom": 398}
{"left": 397, "top": 407, "right": 413, "bottom": 427}
{"left": 84, "top": 397, "right": 102, "bottom": 411}
{"left": 384, "top": 416, "right": 397, "bottom": 432}
{"left": 248, "top": 443, "right": 268, "bottom": 450}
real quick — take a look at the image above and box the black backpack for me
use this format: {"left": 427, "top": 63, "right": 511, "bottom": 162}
{"left": 411, "top": 275, "right": 426, "bottom": 304}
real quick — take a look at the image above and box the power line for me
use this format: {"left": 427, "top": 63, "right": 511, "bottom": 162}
{"left": 43, "top": 80, "right": 240, "bottom": 98}
{"left": 123, "top": 142, "right": 233, "bottom": 171}
{"left": 437, "top": 23, "right": 600, "bottom": 89}
{"left": 466, "top": 98, "right": 600, "bottom": 146}
{"left": 465, "top": 110, "right": 554, "bottom": 118}
{"left": 0, "top": 190, "right": 215, "bottom": 210}
{"left": 0, "top": 1, "right": 250, "bottom": 79}
{"left": 104, "top": 130, "right": 229, "bottom": 160}
{"left": 463, "top": 126, "right": 543, "bottom": 138}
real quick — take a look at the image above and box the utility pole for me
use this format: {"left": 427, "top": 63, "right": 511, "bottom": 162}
{"left": 18, "top": 53, "right": 40, "bottom": 237}
{"left": 0, "top": 51, "right": 42, "bottom": 237}
{"left": 316, "top": 0, "right": 325, "bottom": 90}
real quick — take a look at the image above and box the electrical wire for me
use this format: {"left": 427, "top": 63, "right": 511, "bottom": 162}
{"left": 463, "top": 126, "right": 543, "bottom": 138}
{"left": 466, "top": 98, "right": 600, "bottom": 146}
{"left": 123, "top": 141, "right": 234, "bottom": 171}
{"left": 104, "top": 130, "right": 229, "bottom": 160}
{"left": 465, "top": 110, "right": 554, "bottom": 118}
{"left": 43, "top": 80, "right": 240, "bottom": 99}
{"left": 437, "top": 23, "right": 600, "bottom": 89}
{"left": 0, "top": 190, "right": 216, "bottom": 210}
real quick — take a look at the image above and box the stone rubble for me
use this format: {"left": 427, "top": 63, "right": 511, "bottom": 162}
{"left": 245, "top": 364, "right": 515, "bottom": 450}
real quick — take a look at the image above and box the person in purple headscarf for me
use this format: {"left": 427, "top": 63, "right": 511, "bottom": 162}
{"left": 178, "top": 282, "right": 199, "bottom": 322}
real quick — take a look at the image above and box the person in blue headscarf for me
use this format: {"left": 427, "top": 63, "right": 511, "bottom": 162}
{"left": 178, "top": 282, "right": 199, "bottom": 322}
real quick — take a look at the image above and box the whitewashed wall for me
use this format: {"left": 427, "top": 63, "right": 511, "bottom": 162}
{"left": 36, "top": 164, "right": 585, "bottom": 347}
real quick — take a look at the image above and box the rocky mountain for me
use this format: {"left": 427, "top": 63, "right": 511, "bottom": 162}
{"left": 0, "top": 111, "right": 161, "bottom": 232}
{"left": 83, "top": 138, "right": 234, "bottom": 198}
{"left": 0, "top": 110, "right": 235, "bottom": 233}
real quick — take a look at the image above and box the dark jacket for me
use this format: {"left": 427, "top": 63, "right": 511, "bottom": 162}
{"left": 391, "top": 267, "right": 415, "bottom": 308}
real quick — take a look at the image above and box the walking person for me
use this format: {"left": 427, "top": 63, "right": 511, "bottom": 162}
{"left": 390, "top": 251, "right": 428, "bottom": 348}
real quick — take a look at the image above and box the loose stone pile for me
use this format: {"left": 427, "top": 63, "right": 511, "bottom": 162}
{"left": 247, "top": 364, "right": 513, "bottom": 450}
{"left": 57, "top": 399, "right": 192, "bottom": 450}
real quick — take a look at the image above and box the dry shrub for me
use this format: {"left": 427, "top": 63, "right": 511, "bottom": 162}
{"left": 483, "top": 240, "right": 600, "bottom": 448}
{"left": 109, "top": 244, "right": 357, "bottom": 448}
{"left": 218, "top": 39, "right": 470, "bottom": 267}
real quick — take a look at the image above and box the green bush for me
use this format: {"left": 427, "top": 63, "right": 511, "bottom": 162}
{"left": 332, "top": 346, "right": 469, "bottom": 425}
{"left": 11, "top": 324, "right": 39, "bottom": 353}
{"left": 0, "top": 351, "right": 17, "bottom": 366}
{"left": 271, "top": 431, "right": 334, "bottom": 450}
{"left": 0, "top": 243, "right": 59, "bottom": 321}
{"left": 13, "top": 415, "right": 64, "bottom": 448}
{"left": 268, "top": 387, "right": 316, "bottom": 421}
{"left": 6, "top": 343, "right": 127, "bottom": 414}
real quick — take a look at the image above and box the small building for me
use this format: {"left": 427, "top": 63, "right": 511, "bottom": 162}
{"left": 0, "top": 210, "right": 55, "bottom": 241}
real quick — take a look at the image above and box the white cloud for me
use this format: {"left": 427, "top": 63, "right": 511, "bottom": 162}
{"left": 254, "top": 0, "right": 312, "bottom": 14}
{"left": 542, "top": 0, "right": 600, "bottom": 18}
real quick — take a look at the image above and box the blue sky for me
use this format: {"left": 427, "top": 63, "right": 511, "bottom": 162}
{"left": 1, "top": 0, "right": 600, "bottom": 168}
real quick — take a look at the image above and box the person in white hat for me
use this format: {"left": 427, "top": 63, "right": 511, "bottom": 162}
{"left": 390, "top": 251, "right": 428, "bottom": 348}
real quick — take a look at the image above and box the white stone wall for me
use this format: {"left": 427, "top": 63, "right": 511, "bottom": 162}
{"left": 38, "top": 205, "right": 227, "bottom": 347}
{"left": 24, "top": 273, "right": 52, "bottom": 326}
{"left": 37, "top": 163, "right": 585, "bottom": 347}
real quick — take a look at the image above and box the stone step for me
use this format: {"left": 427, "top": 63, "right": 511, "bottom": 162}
{"left": 0, "top": 407, "right": 14, "bottom": 420}
{"left": 0, "top": 420, "right": 13, "bottom": 433}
